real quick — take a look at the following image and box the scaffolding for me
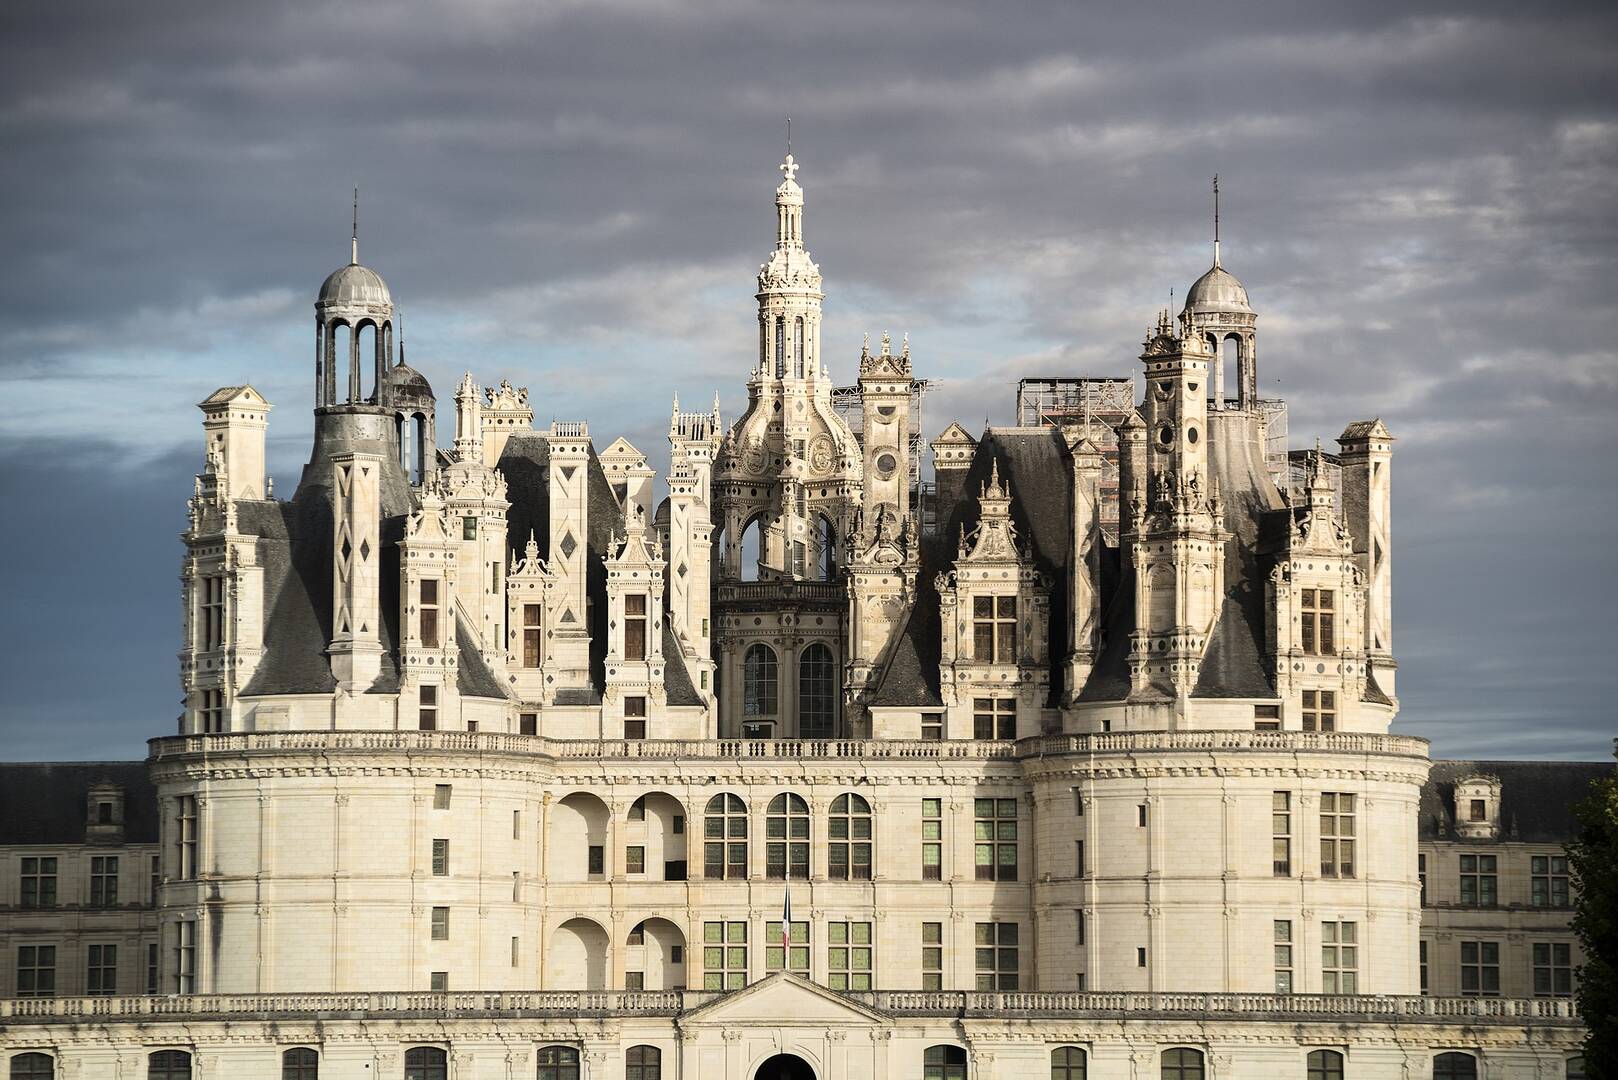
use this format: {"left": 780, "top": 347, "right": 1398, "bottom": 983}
{"left": 830, "top": 379, "right": 935, "bottom": 496}
{"left": 1012, "top": 378, "right": 1138, "bottom": 540}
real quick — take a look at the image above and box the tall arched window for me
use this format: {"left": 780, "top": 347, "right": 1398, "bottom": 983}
{"left": 1307, "top": 1050, "right": 1344, "bottom": 1080}
{"left": 775, "top": 315, "right": 786, "bottom": 377}
{"left": 1161, "top": 1049, "right": 1204, "bottom": 1080}
{"left": 798, "top": 644, "right": 836, "bottom": 738}
{"left": 626, "top": 1046, "right": 662, "bottom": 1080}
{"left": 828, "top": 793, "right": 872, "bottom": 880}
{"left": 794, "top": 316, "right": 805, "bottom": 377}
{"left": 147, "top": 1052, "right": 192, "bottom": 1080}
{"left": 924, "top": 1045, "right": 967, "bottom": 1080}
{"left": 704, "top": 794, "right": 747, "bottom": 879}
{"left": 404, "top": 1048, "right": 447, "bottom": 1080}
{"left": 766, "top": 793, "right": 810, "bottom": 879}
{"left": 1433, "top": 1054, "right": 1477, "bottom": 1080}
{"left": 9, "top": 1054, "right": 53, "bottom": 1080}
{"left": 816, "top": 515, "right": 837, "bottom": 580}
{"left": 537, "top": 1047, "right": 580, "bottom": 1080}
{"left": 1051, "top": 1047, "right": 1087, "bottom": 1080}
{"left": 743, "top": 644, "right": 778, "bottom": 717}
{"left": 281, "top": 1048, "right": 318, "bottom": 1080}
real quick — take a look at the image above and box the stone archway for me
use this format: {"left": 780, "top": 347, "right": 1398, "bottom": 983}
{"left": 754, "top": 1054, "right": 816, "bottom": 1080}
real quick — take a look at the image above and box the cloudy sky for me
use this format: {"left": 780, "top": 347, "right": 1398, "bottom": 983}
{"left": 1, "top": 0, "right": 1614, "bottom": 762}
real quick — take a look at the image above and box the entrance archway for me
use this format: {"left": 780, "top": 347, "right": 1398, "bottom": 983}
{"left": 754, "top": 1053, "right": 816, "bottom": 1080}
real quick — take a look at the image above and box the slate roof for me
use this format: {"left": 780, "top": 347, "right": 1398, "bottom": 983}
{"left": 0, "top": 762, "right": 158, "bottom": 845}
{"left": 1421, "top": 760, "right": 1614, "bottom": 842}
{"left": 662, "top": 623, "right": 704, "bottom": 707}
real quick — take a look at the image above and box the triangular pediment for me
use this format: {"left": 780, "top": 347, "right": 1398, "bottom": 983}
{"left": 932, "top": 421, "right": 976, "bottom": 446}
{"left": 682, "top": 972, "right": 889, "bottom": 1027}
{"left": 600, "top": 436, "right": 646, "bottom": 464}
{"left": 200, "top": 384, "right": 268, "bottom": 408}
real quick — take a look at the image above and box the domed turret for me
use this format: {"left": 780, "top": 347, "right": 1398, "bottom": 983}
{"left": 1183, "top": 264, "right": 1252, "bottom": 316}
{"left": 1180, "top": 176, "right": 1258, "bottom": 410}
{"left": 314, "top": 191, "right": 396, "bottom": 409}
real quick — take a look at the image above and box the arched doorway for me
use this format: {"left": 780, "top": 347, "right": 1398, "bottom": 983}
{"left": 754, "top": 1054, "right": 815, "bottom": 1080}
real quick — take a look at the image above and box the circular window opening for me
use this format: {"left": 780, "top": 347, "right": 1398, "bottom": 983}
{"left": 1157, "top": 426, "right": 1174, "bottom": 447}
{"left": 875, "top": 453, "right": 898, "bottom": 479}
{"left": 1187, "top": 427, "right": 1199, "bottom": 444}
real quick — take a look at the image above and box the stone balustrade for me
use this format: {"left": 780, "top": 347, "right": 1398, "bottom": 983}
{"left": 147, "top": 728, "right": 1427, "bottom": 762}
{"left": 2, "top": 989, "right": 1577, "bottom": 1025}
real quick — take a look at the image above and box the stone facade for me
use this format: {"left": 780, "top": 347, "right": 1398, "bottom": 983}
{"left": 0, "top": 155, "right": 1604, "bottom": 1078}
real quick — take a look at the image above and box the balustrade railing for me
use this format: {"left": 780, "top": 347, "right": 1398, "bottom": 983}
{"left": 2, "top": 989, "right": 1578, "bottom": 1023}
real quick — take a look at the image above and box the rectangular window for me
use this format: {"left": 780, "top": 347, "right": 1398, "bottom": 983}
{"left": 1319, "top": 793, "right": 1356, "bottom": 878}
{"left": 433, "top": 784, "right": 452, "bottom": 809}
{"left": 922, "top": 798, "right": 943, "bottom": 880}
{"left": 1321, "top": 920, "right": 1358, "bottom": 993}
{"left": 1274, "top": 920, "right": 1293, "bottom": 993}
{"left": 1420, "top": 939, "right": 1428, "bottom": 995}
{"left": 150, "top": 854, "right": 160, "bottom": 903}
{"left": 431, "top": 839, "right": 449, "bottom": 876}
{"left": 462, "top": 516, "right": 477, "bottom": 540}
{"left": 625, "top": 970, "right": 645, "bottom": 990}
{"left": 89, "top": 855, "right": 119, "bottom": 908}
{"left": 176, "top": 795, "right": 199, "bottom": 880}
{"left": 200, "top": 574, "right": 225, "bottom": 651}
{"left": 1533, "top": 942, "right": 1574, "bottom": 997}
{"left": 1273, "top": 792, "right": 1292, "bottom": 876}
{"left": 1531, "top": 855, "right": 1571, "bottom": 908}
{"left": 1460, "top": 940, "right": 1500, "bottom": 997}
{"left": 512, "top": 810, "right": 521, "bottom": 839}
{"left": 431, "top": 906, "right": 449, "bottom": 940}
{"left": 430, "top": 970, "right": 448, "bottom": 991}
{"left": 588, "top": 845, "right": 605, "bottom": 876}
{"left": 1301, "top": 588, "right": 1335, "bottom": 655}
{"left": 519, "top": 712, "right": 537, "bottom": 736}
{"left": 1075, "top": 839, "right": 1085, "bottom": 878}
{"left": 972, "top": 697, "right": 1016, "bottom": 740}
{"left": 766, "top": 920, "right": 810, "bottom": 977}
{"left": 16, "top": 945, "right": 56, "bottom": 998}
{"left": 627, "top": 846, "right": 646, "bottom": 874}
{"left": 975, "top": 922, "right": 1019, "bottom": 990}
{"left": 420, "top": 579, "right": 440, "bottom": 648}
{"left": 175, "top": 920, "right": 196, "bottom": 994}
{"left": 827, "top": 921, "right": 873, "bottom": 990}
{"left": 1459, "top": 854, "right": 1497, "bottom": 907}
{"left": 1254, "top": 703, "right": 1281, "bottom": 730}
{"left": 624, "top": 695, "right": 647, "bottom": 740}
{"left": 1419, "top": 852, "right": 1427, "bottom": 905}
{"left": 921, "top": 713, "right": 943, "bottom": 740}
{"left": 511, "top": 936, "right": 520, "bottom": 968}
{"left": 199, "top": 687, "right": 225, "bottom": 733}
{"left": 974, "top": 797, "right": 1018, "bottom": 881}
{"left": 522, "top": 604, "right": 542, "bottom": 668}
{"left": 922, "top": 922, "right": 943, "bottom": 990}
{"left": 512, "top": 871, "right": 520, "bottom": 902}
{"left": 418, "top": 685, "right": 438, "bottom": 730}
{"left": 20, "top": 856, "right": 58, "bottom": 909}
{"left": 1073, "top": 788, "right": 1085, "bottom": 815}
{"left": 624, "top": 594, "right": 648, "bottom": 661}
{"left": 1301, "top": 689, "right": 1337, "bottom": 732}
{"left": 1138, "top": 803, "right": 1148, "bottom": 827}
{"left": 1469, "top": 798, "right": 1487, "bottom": 821}
{"left": 146, "top": 942, "right": 159, "bottom": 995}
{"left": 972, "top": 595, "right": 1018, "bottom": 663}
{"left": 1138, "top": 947, "right": 1148, "bottom": 967}
{"left": 703, "top": 921, "right": 748, "bottom": 991}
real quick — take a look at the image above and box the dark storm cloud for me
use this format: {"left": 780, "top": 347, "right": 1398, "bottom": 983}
{"left": 1, "top": 0, "right": 1615, "bottom": 760}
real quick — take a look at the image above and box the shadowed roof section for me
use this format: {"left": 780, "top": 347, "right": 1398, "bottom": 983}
{"left": 0, "top": 762, "right": 158, "bottom": 844}
{"left": 1421, "top": 760, "right": 1614, "bottom": 842}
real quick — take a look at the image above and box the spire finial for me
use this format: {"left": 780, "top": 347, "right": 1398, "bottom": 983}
{"left": 787, "top": 116, "right": 792, "bottom": 157}
{"left": 351, "top": 186, "right": 359, "bottom": 265}
{"left": 1212, "top": 174, "right": 1220, "bottom": 268}
{"left": 397, "top": 311, "right": 404, "bottom": 366}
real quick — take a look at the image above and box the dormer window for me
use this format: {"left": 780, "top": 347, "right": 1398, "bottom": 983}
{"left": 973, "top": 596, "right": 1017, "bottom": 663}
{"left": 624, "top": 595, "right": 647, "bottom": 661}
{"left": 200, "top": 574, "right": 225, "bottom": 651}
{"left": 1454, "top": 775, "right": 1503, "bottom": 840}
{"left": 1469, "top": 799, "right": 1487, "bottom": 822}
{"left": 1301, "top": 588, "right": 1335, "bottom": 655}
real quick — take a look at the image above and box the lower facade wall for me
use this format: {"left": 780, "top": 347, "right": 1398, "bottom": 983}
{"left": 2, "top": 1015, "right": 1586, "bottom": 1080}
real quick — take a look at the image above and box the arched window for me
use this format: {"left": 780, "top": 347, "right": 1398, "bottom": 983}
{"left": 538, "top": 1046, "right": 580, "bottom": 1080}
{"left": 1161, "top": 1049, "right": 1204, "bottom": 1080}
{"left": 737, "top": 516, "right": 763, "bottom": 583}
{"left": 1433, "top": 1053, "right": 1477, "bottom": 1080}
{"left": 147, "top": 1052, "right": 192, "bottom": 1080}
{"left": 743, "top": 644, "right": 778, "bottom": 717}
{"left": 775, "top": 315, "right": 786, "bottom": 378}
{"left": 828, "top": 793, "right": 872, "bottom": 880}
{"left": 766, "top": 793, "right": 810, "bottom": 879}
{"left": 1307, "top": 1050, "right": 1344, "bottom": 1080}
{"left": 282, "top": 1047, "right": 319, "bottom": 1080}
{"left": 704, "top": 794, "right": 747, "bottom": 879}
{"left": 626, "top": 1046, "right": 662, "bottom": 1080}
{"left": 816, "top": 515, "right": 836, "bottom": 580}
{"left": 794, "top": 316, "right": 805, "bottom": 377}
{"left": 9, "top": 1054, "right": 53, "bottom": 1080}
{"left": 1051, "top": 1046, "right": 1086, "bottom": 1080}
{"left": 1566, "top": 1055, "right": 1585, "bottom": 1080}
{"left": 403, "top": 1047, "right": 447, "bottom": 1080}
{"left": 798, "top": 644, "right": 836, "bottom": 739}
{"left": 924, "top": 1045, "right": 968, "bottom": 1080}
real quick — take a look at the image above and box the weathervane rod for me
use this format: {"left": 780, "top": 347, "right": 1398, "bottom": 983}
{"left": 351, "top": 186, "right": 359, "bottom": 265}
{"left": 1212, "top": 174, "right": 1220, "bottom": 267}
{"left": 787, "top": 116, "right": 792, "bottom": 156}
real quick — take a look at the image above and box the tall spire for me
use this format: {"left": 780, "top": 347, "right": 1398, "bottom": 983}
{"left": 1212, "top": 174, "right": 1220, "bottom": 268}
{"left": 351, "top": 186, "right": 359, "bottom": 265}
